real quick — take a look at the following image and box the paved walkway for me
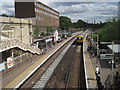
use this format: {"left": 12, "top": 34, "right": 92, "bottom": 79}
{"left": 84, "top": 36, "right": 112, "bottom": 89}
{"left": 83, "top": 37, "right": 97, "bottom": 88}
{"left": 2, "top": 36, "right": 75, "bottom": 89}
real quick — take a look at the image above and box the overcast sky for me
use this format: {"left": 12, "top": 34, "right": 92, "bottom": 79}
{"left": 0, "top": 0, "right": 119, "bottom": 23}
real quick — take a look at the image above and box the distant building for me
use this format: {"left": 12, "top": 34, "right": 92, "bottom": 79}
{"left": 15, "top": 0, "right": 59, "bottom": 33}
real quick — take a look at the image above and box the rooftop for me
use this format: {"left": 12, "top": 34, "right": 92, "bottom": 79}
{"left": 107, "top": 44, "right": 120, "bottom": 53}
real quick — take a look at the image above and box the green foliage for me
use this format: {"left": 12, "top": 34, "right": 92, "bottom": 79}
{"left": 0, "top": 13, "right": 15, "bottom": 17}
{"left": 76, "top": 19, "right": 87, "bottom": 28}
{"left": 46, "top": 26, "right": 52, "bottom": 33}
{"left": 59, "top": 16, "right": 104, "bottom": 30}
{"left": 98, "top": 17, "right": 119, "bottom": 42}
{"left": 34, "top": 27, "right": 40, "bottom": 37}
{"left": 59, "top": 16, "right": 73, "bottom": 30}
{"left": 41, "top": 32, "right": 46, "bottom": 37}
{"left": 1, "top": 13, "right": 8, "bottom": 17}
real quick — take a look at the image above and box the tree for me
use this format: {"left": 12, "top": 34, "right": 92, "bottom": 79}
{"left": 98, "top": 17, "right": 119, "bottom": 42}
{"left": 76, "top": 19, "right": 87, "bottom": 28}
{"left": 33, "top": 27, "right": 40, "bottom": 38}
{"left": 59, "top": 16, "right": 73, "bottom": 30}
{"left": 0, "top": 13, "right": 15, "bottom": 17}
{"left": 41, "top": 32, "right": 46, "bottom": 37}
{"left": 46, "top": 26, "right": 52, "bottom": 36}
{"left": 1, "top": 13, "right": 8, "bottom": 17}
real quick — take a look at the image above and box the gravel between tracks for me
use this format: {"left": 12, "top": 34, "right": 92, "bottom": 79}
{"left": 33, "top": 39, "right": 75, "bottom": 89}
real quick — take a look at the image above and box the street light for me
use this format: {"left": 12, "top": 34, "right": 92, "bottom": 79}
{"left": 111, "top": 41, "right": 114, "bottom": 88}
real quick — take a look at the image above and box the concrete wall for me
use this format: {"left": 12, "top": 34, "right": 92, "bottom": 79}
{"left": 0, "top": 16, "right": 33, "bottom": 44}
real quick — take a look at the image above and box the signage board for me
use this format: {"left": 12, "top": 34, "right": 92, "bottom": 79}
{"left": 7, "top": 57, "right": 13, "bottom": 69}
{"left": 100, "top": 54, "right": 113, "bottom": 60}
{"left": 0, "top": 62, "right": 5, "bottom": 72}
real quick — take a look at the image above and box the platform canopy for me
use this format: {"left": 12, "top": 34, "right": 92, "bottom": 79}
{"left": 107, "top": 44, "right": 120, "bottom": 53}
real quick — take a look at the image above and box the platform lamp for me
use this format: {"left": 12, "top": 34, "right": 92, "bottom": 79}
{"left": 111, "top": 41, "right": 114, "bottom": 88}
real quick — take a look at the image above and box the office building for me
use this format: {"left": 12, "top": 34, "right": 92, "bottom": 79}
{"left": 15, "top": 1, "right": 59, "bottom": 33}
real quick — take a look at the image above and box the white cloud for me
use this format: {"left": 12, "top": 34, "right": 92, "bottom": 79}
{"left": 0, "top": 1, "right": 118, "bottom": 23}
{"left": 40, "top": 0, "right": 120, "bottom": 2}
{"left": 0, "top": 1, "right": 14, "bottom": 15}
{"left": 55, "top": 3, "right": 93, "bottom": 14}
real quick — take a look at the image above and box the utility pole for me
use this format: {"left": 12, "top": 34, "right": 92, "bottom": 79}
{"left": 97, "top": 35, "right": 99, "bottom": 57}
{"left": 111, "top": 41, "right": 114, "bottom": 88}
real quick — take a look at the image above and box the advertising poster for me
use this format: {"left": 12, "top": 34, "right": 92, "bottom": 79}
{"left": 54, "top": 30, "right": 58, "bottom": 41}
{"left": 0, "top": 62, "right": 5, "bottom": 72}
{"left": 7, "top": 57, "right": 13, "bottom": 69}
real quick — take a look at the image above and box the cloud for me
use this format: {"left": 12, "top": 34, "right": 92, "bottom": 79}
{"left": 0, "top": 1, "right": 118, "bottom": 23}
{"left": 52, "top": 2, "right": 94, "bottom": 14}
{"left": 47, "top": 2, "right": 118, "bottom": 22}
{"left": 41, "top": 0, "right": 120, "bottom": 3}
{"left": 0, "top": 1, "right": 15, "bottom": 15}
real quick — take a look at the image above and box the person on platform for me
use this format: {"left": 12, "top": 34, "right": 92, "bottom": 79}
{"left": 95, "top": 66, "right": 100, "bottom": 77}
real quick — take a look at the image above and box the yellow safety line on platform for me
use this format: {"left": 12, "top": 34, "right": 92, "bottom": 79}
{"left": 3, "top": 35, "right": 78, "bottom": 88}
{"left": 87, "top": 55, "right": 96, "bottom": 79}
{"left": 3, "top": 56, "right": 45, "bottom": 88}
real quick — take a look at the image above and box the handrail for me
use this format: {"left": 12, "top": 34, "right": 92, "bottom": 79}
{"left": 0, "top": 39, "right": 41, "bottom": 55}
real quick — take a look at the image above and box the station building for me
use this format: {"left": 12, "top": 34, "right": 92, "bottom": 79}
{"left": 0, "top": 16, "right": 41, "bottom": 72}
{"left": 15, "top": 0, "right": 59, "bottom": 33}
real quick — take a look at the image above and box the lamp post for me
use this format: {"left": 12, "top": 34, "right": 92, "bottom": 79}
{"left": 96, "top": 35, "right": 99, "bottom": 58}
{"left": 111, "top": 41, "right": 114, "bottom": 88}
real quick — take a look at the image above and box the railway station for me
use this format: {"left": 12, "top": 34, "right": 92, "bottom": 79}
{"left": 0, "top": 30, "right": 102, "bottom": 89}
{"left": 1, "top": 0, "right": 120, "bottom": 89}
{"left": 1, "top": 27, "right": 120, "bottom": 89}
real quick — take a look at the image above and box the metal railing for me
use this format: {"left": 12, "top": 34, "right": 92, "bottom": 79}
{"left": 0, "top": 39, "right": 41, "bottom": 54}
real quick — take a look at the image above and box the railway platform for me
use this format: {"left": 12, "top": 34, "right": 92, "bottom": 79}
{"left": 83, "top": 36, "right": 97, "bottom": 88}
{"left": 83, "top": 34, "right": 113, "bottom": 89}
{"left": 2, "top": 34, "right": 77, "bottom": 89}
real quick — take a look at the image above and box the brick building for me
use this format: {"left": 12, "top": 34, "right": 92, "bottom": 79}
{"left": 15, "top": 0, "right": 59, "bottom": 33}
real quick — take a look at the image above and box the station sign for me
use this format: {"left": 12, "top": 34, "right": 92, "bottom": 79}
{"left": 7, "top": 57, "right": 13, "bottom": 69}
{"left": 100, "top": 54, "right": 113, "bottom": 60}
{"left": 0, "top": 62, "right": 5, "bottom": 72}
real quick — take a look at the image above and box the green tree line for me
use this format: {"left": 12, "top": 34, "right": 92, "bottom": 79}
{"left": 59, "top": 16, "right": 105, "bottom": 30}
{"left": 60, "top": 16, "right": 120, "bottom": 42}
{"left": 97, "top": 17, "right": 120, "bottom": 42}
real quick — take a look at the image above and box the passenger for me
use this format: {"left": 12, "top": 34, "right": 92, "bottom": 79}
{"left": 96, "top": 75, "right": 101, "bottom": 83}
{"left": 87, "top": 45, "right": 92, "bottom": 51}
{"left": 95, "top": 66, "right": 100, "bottom": 77}
{"left": 98, "top": 82, "right": 104, "bottom": 90}
{"left": 90, "top": 50, "right": 94, "bottom": 58}
{"left": 91, "top": 50, "right": 95, "bottom": 58}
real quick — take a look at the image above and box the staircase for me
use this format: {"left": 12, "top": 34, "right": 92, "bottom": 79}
{"left": 0, "top": 39, "right": 41, "bottom": 55}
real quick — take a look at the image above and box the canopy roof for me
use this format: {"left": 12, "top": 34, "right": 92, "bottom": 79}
{"left": 107, "top": 44, "right": 120, "bottom": 53}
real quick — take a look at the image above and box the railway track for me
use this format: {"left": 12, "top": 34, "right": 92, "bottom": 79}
{"left": 19, "top": 39, "right": 86, "bottom": 89}
{"left": 65, "top": 45, "right": 81, "bottom": 89}
{"left": 19, "top": 38, "right": 75, "bottom": 89}
{"left": 45, "top": 42, "right": 85, "bottom": 89}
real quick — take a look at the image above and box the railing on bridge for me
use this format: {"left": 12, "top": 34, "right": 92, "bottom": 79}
{"left": 0, "top": 39, "right": 41, "bottom": 55}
